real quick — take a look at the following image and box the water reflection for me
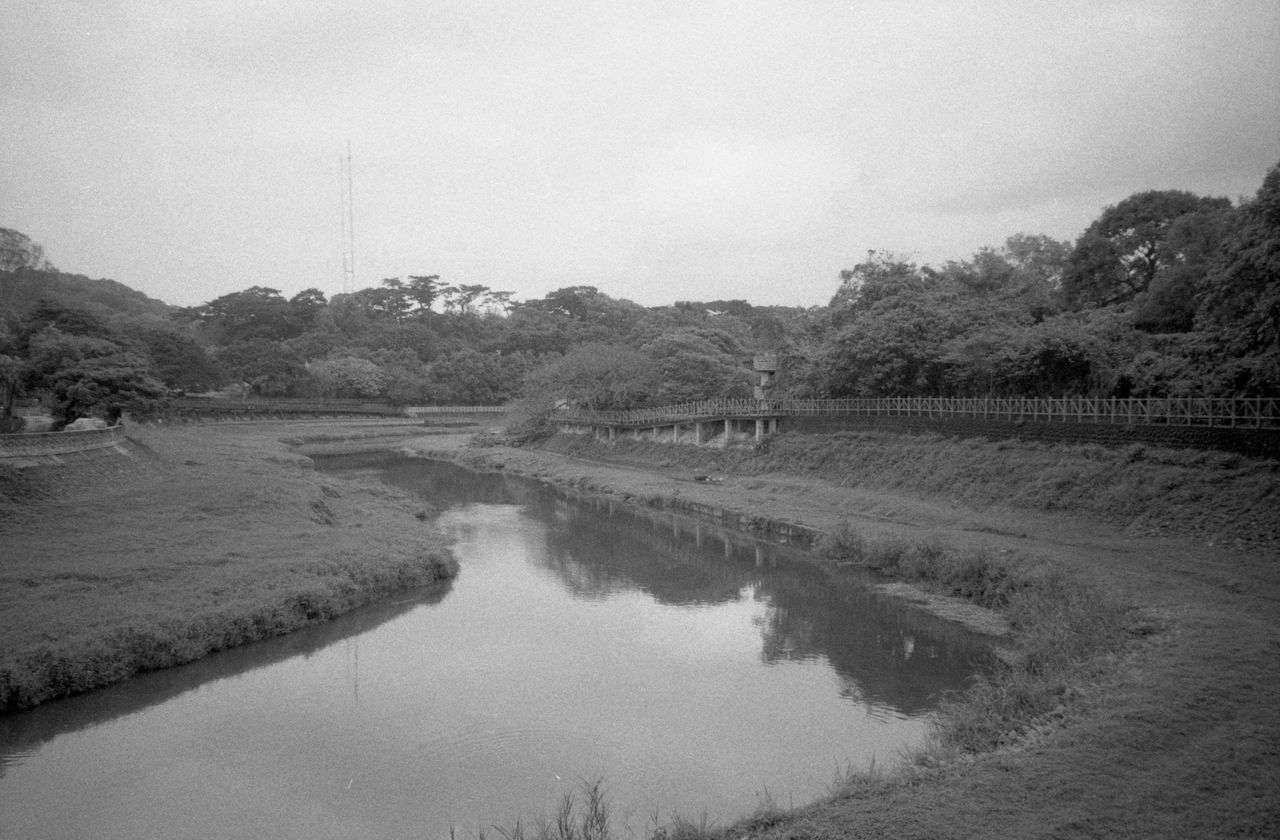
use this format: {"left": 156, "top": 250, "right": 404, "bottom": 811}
{"left": 325, "top": 454, "right": 994, "bottom": 716}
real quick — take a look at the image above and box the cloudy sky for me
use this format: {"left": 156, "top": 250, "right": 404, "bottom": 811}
{"left": 4, "top": 1, "right": 1278, "bottom": 309}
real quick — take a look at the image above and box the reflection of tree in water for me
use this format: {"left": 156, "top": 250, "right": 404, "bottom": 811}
{"left": 316, "top": 457, "right": 996, "bottom": 717}
{"left": 534, "top": 495, "right": 749, "bottom": 605}
{"left": 527, "top": 488, "right": 995, "bottom": 716}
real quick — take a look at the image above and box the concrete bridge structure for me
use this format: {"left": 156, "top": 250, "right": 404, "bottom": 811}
{"left": 558, "top": 405, "right": 783, "bottom": 447}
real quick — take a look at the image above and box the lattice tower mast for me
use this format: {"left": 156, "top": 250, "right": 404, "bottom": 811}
{"left": 339, "top": 142, "right": 356, "bottom": 294}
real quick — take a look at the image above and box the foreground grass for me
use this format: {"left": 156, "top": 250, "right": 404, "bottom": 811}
{"left": 0, "top": 422, "right": 457, "bottom": 711}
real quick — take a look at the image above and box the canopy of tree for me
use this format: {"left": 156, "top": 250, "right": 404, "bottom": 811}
{"left": 2, "top": 160, "right": 1277, "bottom": 429}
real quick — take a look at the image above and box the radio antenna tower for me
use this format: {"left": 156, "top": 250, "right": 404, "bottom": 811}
{"left": 339, "top": 142, "right": 356, "bottom": 294}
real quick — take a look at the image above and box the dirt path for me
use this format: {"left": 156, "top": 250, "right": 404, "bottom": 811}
{"left": 407, "top": 434, "right": 1280, "bottom": 839}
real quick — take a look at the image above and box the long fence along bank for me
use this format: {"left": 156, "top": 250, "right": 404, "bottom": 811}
{"left": 556, "top": 397, "right": 1280, "bottom": 458}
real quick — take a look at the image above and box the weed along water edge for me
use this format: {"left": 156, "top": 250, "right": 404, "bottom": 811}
{"left": 0, "top": 453, "right": 997, "bottom": 839}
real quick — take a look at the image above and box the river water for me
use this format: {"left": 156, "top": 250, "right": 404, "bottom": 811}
{"left": 0, "top": 455, "right": 993, "bottom": 839}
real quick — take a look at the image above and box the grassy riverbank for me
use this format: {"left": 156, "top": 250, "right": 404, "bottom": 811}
{"left": 533, "top": 430, "right": 1280, "bottom": 550}
{"left": 418, "top": 430, "right": 1280, "bottom": 839}
{"left": 0, "top": 421, "right": 456, "bottom": 711}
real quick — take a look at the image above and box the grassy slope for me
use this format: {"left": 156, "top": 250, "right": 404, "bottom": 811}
{"left": 536, "top": 430, "right": 1280, "bottom": 549}
{"left": 0, "top": 422, "right": 456, "bottom": 711}
{"left": 444, "top": 430, "right": 1280, "bottom": 839}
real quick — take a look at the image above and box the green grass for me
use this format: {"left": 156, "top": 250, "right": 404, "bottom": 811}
{"left": 0, "top": 423, "right": 458, "bottom": 711}
{"left": 532, "top": 430, "right": 1280, "bottom": 549}
{"left": 816, "top": 522, "right": 1132, "bottom": 761}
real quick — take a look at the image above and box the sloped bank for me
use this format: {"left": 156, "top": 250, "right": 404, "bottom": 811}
{"left": 0, "top": 422, "right": 457, "bottom": 712}
{"left": 406, "top": 431, "right": 1280, "bottom": 839}
{"left": 536, "top": 429, "right": 1280, "bottom": 549}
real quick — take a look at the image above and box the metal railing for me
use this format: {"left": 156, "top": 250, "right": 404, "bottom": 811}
{"left": 405, "top": 406, "right": 508, "bottom": 415}
{"left": 557, "top": 396, "right": 1280, "bottom": 429}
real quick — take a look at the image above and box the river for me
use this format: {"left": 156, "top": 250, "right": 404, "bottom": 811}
{"left": 0, "top": 455, "right": 994, "bottom": 839}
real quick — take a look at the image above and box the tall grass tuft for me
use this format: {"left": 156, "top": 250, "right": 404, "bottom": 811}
{"left": 485, "top": 780, "right": 612, "bottom": 840}
{"left": 820, "top": 519, "right": 1132, "bottom": 760}
{"left": 820, "top": 527, "right": 1035, "bottom": 609}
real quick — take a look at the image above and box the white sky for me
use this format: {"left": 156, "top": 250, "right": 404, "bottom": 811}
{"left": 4, "top": 1, "right": 1278, "bottom": 309}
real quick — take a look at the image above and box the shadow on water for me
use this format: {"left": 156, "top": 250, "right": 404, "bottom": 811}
{"left": 0, "top": 583, "right": 451, "bottom": 776}
{"left": 319, "top": 454, "right": 999, "bottom": 716}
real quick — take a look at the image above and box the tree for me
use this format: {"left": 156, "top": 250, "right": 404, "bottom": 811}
{"left": 186, "top": 286, "right": 300, "bottom": 342}
{"left": 440, "top": 283, "right": 490, "bottom": 315}
{"left": 422, "top": 349, "right": 527, "bottom": 405}
{"left": 289, "top": 288, "right": 328, "bottom": 330}
{"left": 22, "top": 327, "right": 166, "bottom": 425}
{"left": 1131, "top": 206, "right": 1235, "bottom": 332}
{"left": 134, "top": 327, "right": 223, "bottom": 392}
{"left": 943, "top": 312, "right": 1133, "bottom": 397}
{"left": 1063, "top": 190, "right": 1231, "bottom": 309}
{"left": 406, "top": 275, "right": 444, "bottom": 312}
{"left": 482, "top": 289, "right": 516, "bottom": 314}
{"left": 641, "top": 328, "right": 752, "bottom": 403}
{"left": 0, "top": 228, "right": 56, "bottom": 272}
{"left": 309, "top": 356, "right": 386, "bottom": 398}
{"left": 822, "top": 293, "right": 970, "bottom": 396}
{"left": 831, "top": 252, "right": 933, "bottom": 322}
{"left": 0, "top": 353, "right": 23, "bottom": 427}
{"left": 215, "top": 339, "right": 312, "bottom": 396}
{"left": 1195, "top": 161, "right": 1280, "bottom": 395}
{"left": 375, "top": 277, "right": 413, "bottom": 321}
{"left": 51, "top": 354, "right": 167, "bottom": 424}
{"left": 522, "top": 343, "right": 659, "bottom": 411}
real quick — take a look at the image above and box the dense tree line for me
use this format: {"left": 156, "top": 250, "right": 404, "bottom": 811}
{"left": 2, "top": 162, "right": 1276, "bottom": 429}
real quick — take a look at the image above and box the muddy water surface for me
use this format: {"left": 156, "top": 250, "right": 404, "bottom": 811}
{"left": 0, "top": 456, "right": 993, "bottom": 839}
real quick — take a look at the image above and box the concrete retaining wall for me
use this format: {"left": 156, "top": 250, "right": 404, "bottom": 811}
{"left": 0, "top": 426, "right": 129, "bottom": 459}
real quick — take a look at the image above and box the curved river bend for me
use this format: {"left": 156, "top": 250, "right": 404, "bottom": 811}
{"left": 0, "top": 456, "right": 993, "bottom": 839}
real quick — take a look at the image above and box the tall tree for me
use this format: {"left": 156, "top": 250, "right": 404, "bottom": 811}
{"left": 186, "top": 286, "right": 300, "bottom": 342}
{"left": 0, "top": 228, "right": 56, "bottom": 272}
{"left": 1063, "top": 190, "right": 1231, "bottom": 308}
{"left": 1195, "top": 161, "right": 1280, "bottom": 395}
{"left": 406, "top": 275, "right": 444, "bottom": 312}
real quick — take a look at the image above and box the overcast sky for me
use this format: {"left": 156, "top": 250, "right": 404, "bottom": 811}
{"left": 4, "top": 1, "right": 1278, "bottom": 309}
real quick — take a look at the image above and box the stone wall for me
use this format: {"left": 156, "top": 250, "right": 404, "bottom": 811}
{"left": 784, "top": 415, "right": 1280, "bottom": 460}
